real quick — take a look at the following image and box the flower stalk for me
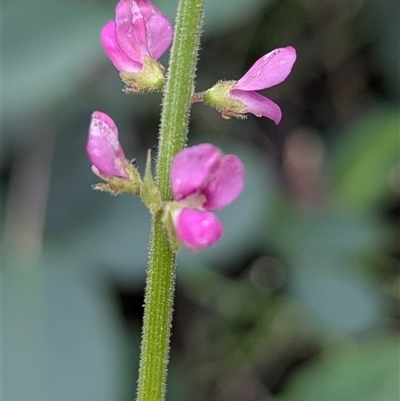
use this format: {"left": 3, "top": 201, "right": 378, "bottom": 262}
{"left": 136, "top": 0, "right": 206, "bottom": 400}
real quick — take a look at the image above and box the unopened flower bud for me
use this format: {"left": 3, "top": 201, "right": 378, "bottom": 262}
{"left": 87, "top": 111, "right": 141, "bottom": 195}
{"left": 101, "top": 0, "right": 173, "bottom": 93}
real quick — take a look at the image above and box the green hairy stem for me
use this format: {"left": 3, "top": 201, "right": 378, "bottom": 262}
{"left": 136, "top": 1, "right": 206, "bottom": 400}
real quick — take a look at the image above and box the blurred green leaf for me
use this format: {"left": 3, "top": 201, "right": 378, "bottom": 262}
{"left": 43, "top": 194, "right": 150, "bottom": 287}
{"left": 3, "top": 258, "right": 128, "bottom": 401}
{"left": 268, "top": 210, "right": 387, "bottom": 334}
{"left": 331, "top": 108, "right": 399, "bottom": 210}
{"left": 45, "top": 264, "right": 128, "bottom": 401}
{"left": 3, "top": 264, "right": 47, "bottom": 401}
{"left": 72, "top": 196, "right": 151, "bottom": 283}
{"left": 292, "top": 260, "right": 385, "bottom": 334}
{"left": 3, "top": 0, "right": 110, "bottom": 123}
{"left": 278, "top": 338, "right": 400, "bottom": 401}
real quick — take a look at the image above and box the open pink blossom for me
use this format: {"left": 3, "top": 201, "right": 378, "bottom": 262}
{"left": 87, "top": 111, "right": 129, "bottom": 179}
{"left": 170, "top": 144, "right": 244, "bottom": 250}
{"left": 203, "top": 46, "right": 296, "bottom": 123}
{"left": 101, "top": 0, "right": 173, "bottom": 91}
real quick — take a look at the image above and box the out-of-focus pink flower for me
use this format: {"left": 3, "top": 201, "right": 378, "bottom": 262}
{"left": 203, "top": 46, "right": 296, "bottom": 123}
{"left": 87, "top": 111, "right": 129, "bottom": 179}
{"left": 170, "top": 144, "right": 244, "bottom": 250}
{"left": 101, "top": 0, "right": 173, "bottom": 92}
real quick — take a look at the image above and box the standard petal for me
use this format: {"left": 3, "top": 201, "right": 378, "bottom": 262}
{"left": 174, "top": 209, "right": 223, "bottom": 250}
{"left": 233, "top": 46, "right": 296, "bottom": 91}
{"left": 230, "top": 90, "right": 282, "bottom": 124}
{"left": 100, "top": 21, "right": 142, "bottom": 72}
{"left": 203, "top": 155, "right": 245, "bottom": 210}
{"left": 115, "top": 0, "right": 149, "bottom": 63}
{"left": 171, "top": 144, "right": 223, "bottom": 201}
{"left": 145, "top": 13, "right": 173, "bottom": 59}
{"left": 135, "top": 0, "right": 173, "bottom": 59}
{"left": 86, "top": 111, "right": 129, "bottom": 178}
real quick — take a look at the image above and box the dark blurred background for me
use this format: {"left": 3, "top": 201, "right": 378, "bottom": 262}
{"left": 2, "top": 0, "right": 399, "bottom": 400}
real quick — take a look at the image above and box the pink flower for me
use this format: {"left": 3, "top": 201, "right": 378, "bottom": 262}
{"left": 101, "top": 0, "right": 173, "bottom": 92}
{"left": 170, "top": 144, "right": 244, "bottom": 250}
{"left": 173, "top": 209, "right": 223, "bottom": 251}
{"left": 203, "top": 46, "right": 297, "bottom": 123}
{"left": 87, "top": 111, "right": 129, "bottom": 179}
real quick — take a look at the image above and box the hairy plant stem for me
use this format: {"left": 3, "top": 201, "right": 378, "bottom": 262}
{"left": 136, "top": 1, "right": 205, "bottom": 400}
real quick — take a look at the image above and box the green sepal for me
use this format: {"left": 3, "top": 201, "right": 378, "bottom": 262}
{"left": 140, "top": 150, "right": 163, "bottom": 213}
{"left": 162, "top": 202, "right": 182, "bottom": 253}
{"left": 202, "top": 80, "right": 248, "bottom": 119}
{"left": 91, "top": 161, "right": 142, "bottom": 195}
{"left": 120, "top": 56, "right": 165, "bottom": 94}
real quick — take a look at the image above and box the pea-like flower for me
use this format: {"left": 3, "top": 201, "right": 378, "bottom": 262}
{"left": 202, "top": 46, "right": 296, "bottom": 123}
{"left": 87, "top": 111, "right": 141, "bottom": 194}
{"left": 101, "top": 0, "right": 173, "bottom": 93}
{"left": 168, "top": 144, "right": 245, "bottom": 250}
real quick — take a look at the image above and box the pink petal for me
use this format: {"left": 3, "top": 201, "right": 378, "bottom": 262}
{"left": 86, "top": 111, "right": 129, "bottom": 178}
{"left": 135, "top": 0, "right": 173, "bottom": 59}
{"left": 203, "top": 155, "right": 245, "bottom": 210}
{"left": 115, "top": 0, "right": 149, "bottom": 63}
{"left": 174, "top": 209, "right": 223, "bottom": 250}
{"left": 230, "top": 89, "right": 282, "bottom": 124}
{"left": 101, "top": 21, "right": 142, "bottom": 72}
{"left": 171, "top": 144, "right": 223, "bottom": 201}
{"left": 233, "top": 46, "right": 296, "bottom": 91}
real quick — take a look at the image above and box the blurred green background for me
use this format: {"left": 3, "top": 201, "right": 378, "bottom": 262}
{"left": 2, "top": 0, "right": 399, "bottom": 400}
